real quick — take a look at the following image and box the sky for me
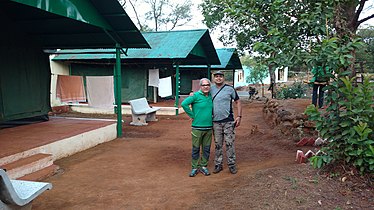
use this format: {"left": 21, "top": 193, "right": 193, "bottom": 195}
{"left": 123, "top": 0, "right": 225, "bottom": 48}
{"left": 360, "top": 0, "right": 374, "bottom": 27}
{"left": 123, "top": 0, "right": 374, "bottom": 49}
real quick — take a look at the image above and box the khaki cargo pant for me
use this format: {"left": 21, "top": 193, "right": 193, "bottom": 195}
{"left": 213, "top": 121, "right": 236, "bottom": 167}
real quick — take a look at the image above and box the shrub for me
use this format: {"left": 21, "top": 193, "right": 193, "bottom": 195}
{"left": 276, "top": 81, "right": 308, "bottom": 99}
{"left": 305, "top": 76, "right": 374, "bottom": 174}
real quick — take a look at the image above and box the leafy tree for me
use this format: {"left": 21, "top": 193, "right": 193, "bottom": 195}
{"left": 239, "top": 54, "right": 252, "bottom": 68}
{"left": 356, "top": 26, "right": 374, "bottom": 73}
{"left": 242, "top": 56, "right": 268, "bottom": 97}
{"left": 120, "top": 0, "right": 192, "bottom": 31}
{"left": 201, "top": 0, "right": 374, "bottom": 94}
{"left": 247, "top": 64, "right": 268, "bottom": 85}
{"left": 201, "top": 0, "right": 374, "bottom": 174}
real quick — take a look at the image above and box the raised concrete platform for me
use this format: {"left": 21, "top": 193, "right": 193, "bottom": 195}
{"left": 0, "top": 117, "right": 117, "bottom": 180}
{"left": 70, "top": 104, "right": 184, "bottom": 115}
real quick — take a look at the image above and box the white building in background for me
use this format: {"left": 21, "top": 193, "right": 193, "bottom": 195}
{"left": 234, "top": 66, "right": 289, "bottom": 88}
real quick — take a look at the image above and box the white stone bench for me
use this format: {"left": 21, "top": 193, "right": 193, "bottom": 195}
{"left": 0, "top": 169, "right": 52, "bottom": 210}
{"left": 129, "top": 98, "right": 161, "bottom": 126}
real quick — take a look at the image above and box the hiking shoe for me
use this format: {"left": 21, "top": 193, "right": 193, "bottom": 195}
{"left": 189, "top": 168, "right": 199, "bottom": 177}
{"left": 229, "top": 165, "right": 238, "bottom": 174}
{"left": 199, "top": 167, "right": 210, "bottom": 176}
{"left": 213, "top": 165, "right": 223, "bottom": 174}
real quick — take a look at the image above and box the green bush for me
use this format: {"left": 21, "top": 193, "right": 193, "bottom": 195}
{"left": 276, "top": 81, "right": 308, "bottom": 99}
{"left": 305, "top": 76, "right": 374, "bottom": 174}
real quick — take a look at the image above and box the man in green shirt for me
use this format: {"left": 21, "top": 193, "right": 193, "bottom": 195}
{"left": 181, "top": 78, "right": 213, "bottom": 177}
{"left": 310, "top": 66, "right": 330, "bottom": 109}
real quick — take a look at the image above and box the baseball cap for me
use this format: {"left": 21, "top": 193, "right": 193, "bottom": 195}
{"left": 213, "top": 71, "right": 224, "bottom": 76}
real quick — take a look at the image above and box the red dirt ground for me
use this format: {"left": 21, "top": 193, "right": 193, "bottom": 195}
{"left": 33, "top": 99, "right": 373, "bottom": 210}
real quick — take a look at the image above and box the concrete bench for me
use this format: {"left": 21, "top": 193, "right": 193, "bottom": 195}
{"left": 129, "top": 98, "right": 160, "bottom": 126}
{"left": 0, "top": 169, "right": 52, "bottom": 210}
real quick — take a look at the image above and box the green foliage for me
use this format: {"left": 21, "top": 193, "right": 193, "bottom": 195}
{"left": 200, "top": 0, "right": 374, "bottom": 174}
{"left": 306, "top": 36, "right": 365, "bottom": 73}
{"left": 309, "top": 150, "right": 333, "bottom": 169}
{"left": 276, "top": 82, "right": 308, "bottom": 99}
{"left": 240, "top": 54, "right": 253, "bottom": 68}
{"left": 245, "top": 58, "right": 269, "bottom": 85}
{"left": 200, "top": 0, "right": 338, "bottom": 69}
{"left": 305, "top": 76, "right": 374, "bottom": 174}
{"left": 356, "top": 26, "right": 374, "bottom": 73}
{"left": 200, "top": 0, "right": 371, "bottom": 74}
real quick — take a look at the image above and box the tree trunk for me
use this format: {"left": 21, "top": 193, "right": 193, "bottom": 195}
{"left": 268, "top": 64, "right": 276, "bottom": 99}
{"left": 334, "top": 0, "right": 362, "bottom": 79}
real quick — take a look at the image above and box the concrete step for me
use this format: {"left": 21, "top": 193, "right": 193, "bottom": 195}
{"left": 19, "top": 164, "right": 60, "bottom": 181}
{"left": 0, "top": 148, "right": 41, "bottom": 166}
{"left": 0, "top": 153, "right": 53, "bottom": 179}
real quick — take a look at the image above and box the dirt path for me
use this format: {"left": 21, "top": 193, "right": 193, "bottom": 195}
{"left": 33, "top": 100, "right": 372, "bottom": 210}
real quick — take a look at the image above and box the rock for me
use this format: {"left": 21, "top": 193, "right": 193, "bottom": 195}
{"left": 277, "top": 109, "right": 292, "bottom": 118}
{"left": 290, "top": 128, "right": 301, "bottom": 138}
{"left": 279, "top": 121, "right": 293, "bottom": 135}
{"left": 281, "top": 114, "right": 295, "bottom": 122}
{"left": 302, "top": 127, "right": 316, "bottom": 135}
{"left": 295, "top": 113, "right": 308, "bottom": 120}
{"left": 303, "top": 120, "right": 316, "bottom": 128}
{"left": 292, "top": 120, "right": 302, "bottom": 128}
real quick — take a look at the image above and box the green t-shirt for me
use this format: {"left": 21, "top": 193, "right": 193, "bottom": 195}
{"left": 310, "top": 66, "right": 330, "bottom": 83}
{"left": 181, "top": 90, "right": 213, "bottom": 129}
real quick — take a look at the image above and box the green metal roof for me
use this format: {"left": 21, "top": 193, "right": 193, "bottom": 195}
{"left": 180, "top": 48, "right": 243, "bottom": 69}
{"left": 52, "top": 29, "right": 220, "bottom": 65}
{"left": 1, "top": 0, "right": 149, "bottom": 49}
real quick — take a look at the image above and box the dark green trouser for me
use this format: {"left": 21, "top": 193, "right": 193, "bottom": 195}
{"left": 191, "top": 129, "right": 212, "bottom": 169}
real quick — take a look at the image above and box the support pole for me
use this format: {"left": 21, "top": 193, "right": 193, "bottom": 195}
{"left": 232, "top": 69, "right": 235, "bottom": 87}
{"left": 115, "top": 43, "right": 123, "bottom": 137}
{"left": 174, "top": 63, "right": 180, "bottom": 115}
{"left": 207, "top": 64, "right": 211, "bottom": 80}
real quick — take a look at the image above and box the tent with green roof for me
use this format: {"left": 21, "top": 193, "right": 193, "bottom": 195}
{"left": 179, "top": 48, "right": 242, "bottom": 94}
{"left": 52, "top": 29, "right": 220, "bottom": 112}
{"left": 0, "top": 0, "right": 149, "bottom": 137}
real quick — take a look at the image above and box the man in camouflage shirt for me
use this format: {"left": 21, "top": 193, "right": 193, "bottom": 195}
{"left": 211, "top": 71, "right": 242, "bottom": 174}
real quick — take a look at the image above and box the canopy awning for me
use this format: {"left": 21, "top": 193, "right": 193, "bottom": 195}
{"left": 179, "top": 48, "right": 242, "bottom": 70}
{"left": 0, "top": 0, "right": 150, "bottom": 49}
{"left": 52, "top": 29, "right": 220, "bottom": 65}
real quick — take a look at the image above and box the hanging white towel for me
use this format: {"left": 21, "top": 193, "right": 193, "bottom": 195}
{"left": 86, "top": 76, "right": 115, "bottom": 109}
{"left": 158, "top": 76, "right": 172, "bottom": 98}
{"left": 148, "top": 69, "right": 159, "bottom": 87}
